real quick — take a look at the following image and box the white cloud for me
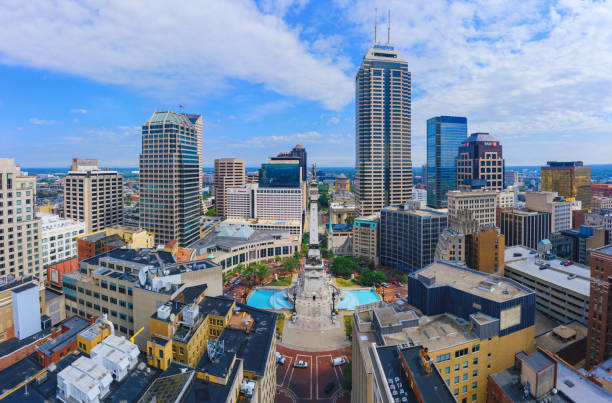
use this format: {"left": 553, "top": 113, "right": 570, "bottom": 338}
{"left": 344, "top": 0, "right": 612, "bottom": 164}
{"left": 239, "top": 130, "right": 322, "bottom": 147}
{"left": 0, "top": 0, "right": 352, "bottom": 110}
{"left": 71, "top": 108, "right": 87, "bottom": 114}
{"left": 29, "top": 117, "right": 55, "bottom": 125}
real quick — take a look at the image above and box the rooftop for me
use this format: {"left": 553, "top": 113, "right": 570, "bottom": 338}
{"left": 535, "top": 322, "right": 587, "bottom": 354}
{"left": 37, "top": 316, "right": 90, "bottom": 357}
{"left": 143, "top": 110, "right": 195, "bottom": 128}
{"left": 82, "top": 248, "right": 176, "bottom": 268}
{"left": 413, "top": 261, "right": 530, "bottom": 302}
{"left": 189, "top": 224, "right": 293, "bottom": 253}
{"left": 504, "top": 246, "right": 591, "bottom": 297}
{"left": 462, "top": 132, "right": 499, "bottom": 144}
{"left": 383, "top": 206, "right": 447, "bottom": 217}
{"left": 592, "top": 244, "right": 612, "bottom": 255}
{"left": 394, "top": 314, "right": 478, "bottom": 352}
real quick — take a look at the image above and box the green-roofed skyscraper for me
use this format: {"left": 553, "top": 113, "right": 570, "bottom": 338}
{"left": 139, "top": 111, "right": 201, "bottom": 246}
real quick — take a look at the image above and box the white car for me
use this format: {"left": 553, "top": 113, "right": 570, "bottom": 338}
{"left": 332, "top": 357, "right": 346, "bottom": 366}
{"left": 276, "top": 352, "right": 286, "bottom": 365}
{"left": 294, "top": 360, "right": 308, "bottom": 368}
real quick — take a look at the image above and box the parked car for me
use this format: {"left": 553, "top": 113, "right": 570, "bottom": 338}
{"left": 563, "top": 261, "right": 573, "bottom": 266}
{"left": 324, "top": 381, "right": 336, "bottom": 394}
{"left": 294, "top": 360, "right": 308, "bottom": 368}
{"left": 332, "top": 357, "right": 346, "bottom": 366}
{"left": 381, "top": 282, "right": 389, "bottom": 288}
{"left": 395, "top": 293, "right": 401, "bottom": 298}
{"left": 276, "top": 352, "right": 286, "bottom": 365}
{"left": 233, "top": 292, "right": 237, "bottom": 299}
{"left": 392, "top": 280, "right": 398, "bottom": 285}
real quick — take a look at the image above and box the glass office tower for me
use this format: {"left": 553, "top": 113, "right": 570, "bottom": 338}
{"left": 259, "top": 161, "right": 301, "bottom": 188}
{"left": 541, "top": 161, "right": 591, "bottom": 210}
{"left": 427, "top": 116, "right": 467, "bottom": 208}
{"left": 355, "top": 42, "right": 412, "bottom": 216}
{"left": 140, "top": 111, "right": 200, "bottom": 246}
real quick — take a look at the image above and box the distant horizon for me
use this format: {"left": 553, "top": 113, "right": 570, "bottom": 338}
{"left": 22, "top": 163, "right": 612, "bottom": 170}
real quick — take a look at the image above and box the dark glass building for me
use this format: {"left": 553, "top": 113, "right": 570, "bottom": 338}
{"left": 271, "top": 144, "right": 307, "bottom": 181}
{"left": 139, "top": 111, "right": 200, "bottom": 246}
{"left": 258, "top": 161, "right": 301, "bottom": 188}
{"left": 427, "top": 116, "right": 467, "bottom": 208}
{"left": 379, "top": 204, "right": 448, "bottom": 272}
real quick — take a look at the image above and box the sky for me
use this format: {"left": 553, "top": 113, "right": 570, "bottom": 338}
{"left": 1, "top": 0, "right": 612, "bottom": 168}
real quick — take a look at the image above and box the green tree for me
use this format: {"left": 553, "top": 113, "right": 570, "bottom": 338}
{"left": 205, "top": 207, "right": 215, "bottom": 216}
{"left": 358, "top": 268, "right": 374, "bottom": 286}
{"left": 345, "top": 216, "right": 355, "bottom": 225}
{"left": 282, "top": 257, "right": 298, "bottom": 273}
{"left": 235, "top": 263, "right": 245, "bottom": 276}
{"left": 243, "top": 264, "right": 256, "bottom": 285}
{"left": 255, "top": 264, "right": 270, "bottom": 284}
{"left": 331, "top": 256, "right": 360, "bottom": 278}
{"left": 373, "top": 271, "right": 386, "bottom": 284}
{"left": 275, "top": 255, "right": 282, "bottom": 262}
{"left": 342, "top": 362, "right": 352, "bottom": 390}
{"left": 401, "top": 274, "right": 409, "bottom": 284}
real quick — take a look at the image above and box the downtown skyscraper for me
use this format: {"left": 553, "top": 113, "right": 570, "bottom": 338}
{"left": 426, "top": 116, "right": 467, "bottom": 208}
{"left": 139, "top": 111, "right": 200, "bottom": 246}
{"left": 355, "top": 41, "right": 412, "bottom": 216}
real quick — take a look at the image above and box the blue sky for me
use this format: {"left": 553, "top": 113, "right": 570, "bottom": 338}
{"left": 1, "top": 0, "right": 612, "bottom": 168}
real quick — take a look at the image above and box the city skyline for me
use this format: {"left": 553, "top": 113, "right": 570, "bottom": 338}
{"left": 2, "top": 1, "right": 612, "bottom": 168}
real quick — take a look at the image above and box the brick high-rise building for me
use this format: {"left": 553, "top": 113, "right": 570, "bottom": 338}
{"left": 465, "top": 226, "right": 505, "bottom": 275}
{"left": 586, "top": 245, "right": 612, "bottom": 368}
{"left": 140, "top": 112, "right": 200, "bottom": 246}
{"left": 64, "top": 158, "right": 123, "bottom": 233}
{"left": 214, "top": 158, "right": 245, "bottom": 217}
{"left": 0, "top": 159, "right": 41, "bottom": 280}
{"left": 541, "top": 161, "right": 591, "bottom": 210}
{"left": 457, "top": 132, "right": 504, "bottom": 191}
{"left": 355, "top": 41, "right": 412, "bottom": 215}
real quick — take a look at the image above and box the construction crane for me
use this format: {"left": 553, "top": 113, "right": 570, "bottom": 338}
{"left": 131, "top": 326, "right": 145, "bottom": 343}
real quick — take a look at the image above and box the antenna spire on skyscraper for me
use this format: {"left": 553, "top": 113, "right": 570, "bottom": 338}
{"left": 374, "top": 8, "right": 378, "bottom": 42}
{"left": 387, "top": 9, "right": 391, "bottom": 43}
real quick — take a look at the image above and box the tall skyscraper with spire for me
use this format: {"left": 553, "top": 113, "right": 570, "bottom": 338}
{"left": 139, "top": 111, "right": 200, "bottom": 246}
{"left": 355, "top": 18, "right": 412, "bottom": 216}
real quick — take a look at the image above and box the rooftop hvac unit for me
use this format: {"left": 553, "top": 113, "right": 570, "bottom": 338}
{"left": 240, "top": 379, "right": 256, "bottom": 397}
{"left": 157, "top": 305, "right": 171, "bottom": 320}
{"left": 183, "top": 304, "right": 199, "bottom": 326}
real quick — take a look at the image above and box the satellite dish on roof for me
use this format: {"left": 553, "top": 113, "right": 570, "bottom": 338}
{"left": 170, "top": 313, "right": 176, "bottom": 322}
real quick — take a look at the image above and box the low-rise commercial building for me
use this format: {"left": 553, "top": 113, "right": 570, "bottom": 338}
{"left": 549, "top": 225, "right": 605, "bottom": 265}
{"left": 0, "top": 276, "right": 45, "bottom": 342}
{"left": 447, "top": 190, "right": 497, "bottom": 233}
{"left": 525, "top": 191, "right": 571, "bottom": 232}
{"left": 223, "top": 217, "right": 301, "bottom": 235}
{"left": 146, "top": 296, "right": 277, "bottom": 403}
{"left": 37, "top": 213, "right": 85, "bottom": 270}
{"left": 76, "top": 225, "right": 154, "bottom": 262}
{"left": 465, "top": 226, "right": 504, "bottom": 275}
{"left": 353, "top": 215, "right": 379, "bottom": 265}
{"left": 487, "top": 348, "right": 612, "bottom": 402}
{"left": 591, "top": 196, "right": 612, "bottom": 212}
{"left": 380, "top": 204, "right": 448, "bottom": 272}
{"left": 585, "top": 210, "right": 612, "bottom": 243}
{"left": 354, "top": 261, "right": 536, "bottom": 403}
{"left": 504, "top": 245, "right": 590, "bottom": 324}
{"left": 187, "top": 223, "right": 300, "bottom": 272}
{"left": 62, "top": 248, "right": 222, "bottom": 347}
{"left": 434, "top": 228, "right": 466, "bottom": 263}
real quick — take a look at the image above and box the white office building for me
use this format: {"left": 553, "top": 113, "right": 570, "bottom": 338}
{"left": 225, "top": 183, "right": 303, "bottom": 227}
{"left": 37, "top": 213, "right": 86, "bottom": 268}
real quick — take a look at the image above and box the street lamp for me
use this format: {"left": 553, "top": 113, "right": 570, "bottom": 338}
{"left": 382, "top": 288, "right": 385, "bottom": 303}
{"left": 292, "top": 290, "right": 297, "bottom": 313}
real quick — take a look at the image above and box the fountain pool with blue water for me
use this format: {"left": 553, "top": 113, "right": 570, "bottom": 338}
{"left": 247, "top": 288, "right": 380, "bottom": 310}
